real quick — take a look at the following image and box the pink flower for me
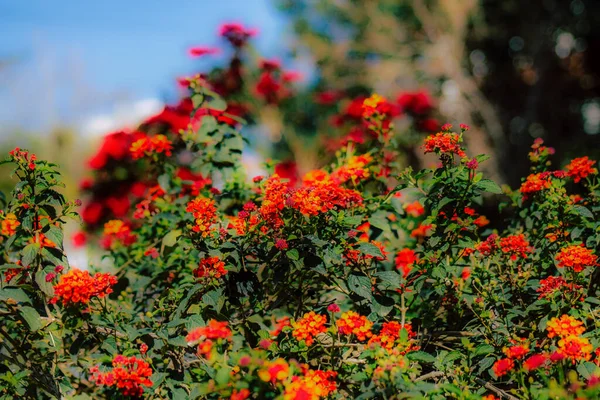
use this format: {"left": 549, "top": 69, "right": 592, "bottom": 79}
{"left": 327, "top": 304, "right": 341, "bottom": 313}
{"left": 45, "top": 273, "right": 56, "bottom": 282}
{"left": 188, "top": 47, "right": 220, "bottom": 58}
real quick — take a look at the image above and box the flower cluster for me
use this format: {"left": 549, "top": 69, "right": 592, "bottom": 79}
{"left": 546, "top": 315, "right": 586, "bottom": 339}
{"left": 101, "top": 219, "right": 137, "bottom": 248}
{"left": 565, "top": 156, "right": 597, "bottom": 183}
{"left": 292, "top": 312, "right": 327, "bottom": 346}
{"left": 186, "top": 197, "right": 218, "bottom": 236}
{"left": 283, "top": 369, "right": 337, "bottom": 400}
{"left": 1, "top": 213, "right": 20, "bottom": 236}
{"left": 368, "top": 321, "right": 418, "bottom": 352}
{"left": 395, "top": 248, "right": 418, "bottom": 278}
{"left": 186, "top": 320, "right": 232, "bottom": 359}
{"left": 193, "top": 256, "right": 227, "bottom": 279}
{"left": 51, "top": 268, "right": 117, "bottom": 306}
{"left": 130, "top": 134, "right": 173, "bottom": 159}
{"left": 89, "top": 355, "right": 153, "bottom": 397}
{"left": 537, "top": 276, "right": 582, "bottom": 299}
{"left": 423, "top": 130, "right": 466, "bottom": 158}
{"left": 499, "top": 234, "right": 531, "bottom": 260}
{"left": 336, "top": 311, "right": 373, "bottom": 341}
{"left": 555, "top": 245, "right": 597, "bottom": 272}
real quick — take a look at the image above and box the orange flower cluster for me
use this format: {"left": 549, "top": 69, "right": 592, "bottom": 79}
{"left": 292, "top": 312, "right": 327, "bottom": 346}
{"left": 186, "top": 320, "right": 232, "bottom": 359}
{"left": 555, "top": 245, "right": 597, "bottom": 272}
{"left": 270, "top": 316, "right": 291, "bottom": 337}
{"left": 230, "top": 388, "right": 251, "bottom": 400}
{"left": 344, "top": 240, "right": 387, "bottom": 265}
{"left": 9, "top": 147, "right": 37, "bottom": 170}
{"left": 410, "top": 223, "right": 432, "bottom": 239}
{"left": 259, "top": 175, "right": 288, "bottom": 229}
{"left": 130, "top": 134, "right": 173, "bottom": 159}
{"left": 193, "top": 256, "right": 227, "bottom": 279}
{"left": 499, "top": 234, "right": 531, "bottom": 260}
{"left": 90, "top": 355, "right": 153, "bottom": 397}
{"left": 101, "top": 219, "right": 136, "bottom": 248}
{"left": 332, "top": 154, "right": 372, "bottom": 183}
{"left": 290, "top": 181, "right": 362, "bottom": 217}
{"left": 368, "top": 321, "right": 418, "bottom": 352}
{"left": 503, "top": 343, "right": 529, "bottom": 360}
{"left": 1, "top": 213, "right": 19, "bottom": 236}
{"left": 395, "top": 248, "right": 418, "bottom": 278}
{"left": 492, "top": 358, "right": 514, "bottom": 378}
{"left": 283, "top": 369, "right": 337, "bottom": 400}
{"left": 404, "top": 200, "right": 425, "bottom": 217}
{"left": 546, "top": 315, "right": 585, "bottom": 339}
{"left": 519, "top": 171, "right": 566, "bottom": 198}
{"left": 565, "top": 156, "right": 597, "bottom": 183}
{"left": 556, "top": 335, "right": 593, "bottom": 363}
{"left": 362, "top": 93, "right": 386, "bottom": 118}
{"left": 51, "top": 268, "right": 117, "bottom": 305}
{"left": 423, "top": 131, "right": 466, "bottom": 158}
{"left": 258, "top": 358, "right": 289, "bottom": 384}
{"left": 186, "top": 197, "right": 218, "bottom": 236}
{"left": 537, "top": 276, "right": 582, "bottom": 299}
{"left": 336, "top": 311, "right": 373, "bottom": 341}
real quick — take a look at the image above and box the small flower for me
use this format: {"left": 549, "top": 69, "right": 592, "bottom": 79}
{"left": 466, "top": 158, "right": 479, "bottom": 170}
{"left": 547, "top": 315, "right": 585, "bottom": 338}
{"left": 45, "top": 273, "right": 56, "bottom": 282}
{"left": 565, "top": 156, "right": 597, "bottom": 183}
{"left": 336, "top": 311, "right": 373, "bottom": 341}
{"left": 523, "top": 354, "right": 547, "bottom": 372}
{"left": 188, "top": 46, "right": 220, "bottom": 58}
{"left": 492, "top": 358, "right": 514, "bottom": 378}
{"left": 292, "top": 312, "right": 327, "bottom": 346}
{"left": 275, "top": 239, "right": 288, "bottom": 250}
{"left": 327, "top": 304, "right": 340, "bottom": 313}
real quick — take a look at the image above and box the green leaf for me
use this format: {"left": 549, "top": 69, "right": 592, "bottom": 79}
{"left": 0, "top": 288, "right": 32, "bottom": 304}
{"left": 22, "top": 242, "right": 40, "bottom": 267}
{"left": 43, "top": 225, "right": 63, "bottom": 249}
{"left": 407, "top": 351, "right": 436, "bottom": 363}
{"left": 573, "top": 205, "right": 594, "bottom": 219}
{"left": 20, "top": 306, "right": 43, "bottom": 331}
{"left": 475, "top": 179, "right": 502, "bottom": 194}
{"left": 357, "top": 242, "right": 384, "bottom": 259}
{"left": 158, "top": 173, "right": 171, "bottom": 192}
{"left": 577, "top": 361, "right": 598, "bottom": 380}
{"left": 286, "top": 249, "right": 300, "bottom": 261}
{"left": 376, "top": 271, "right": 401, "bottom": 289}
{"left": 162, "top": 229, "right": 182, "bottom": 248}
{"left": 347, "top": 274, "right": 372, "bottom": 300}
{"left": 474, "top": 344, "right": 495, "bottom": 356}
{"left": 35, "top": 270, "right": 55, "bottom": 297}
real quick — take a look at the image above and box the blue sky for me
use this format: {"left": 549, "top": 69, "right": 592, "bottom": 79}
{"left": 0, "top": 0, "right": 288, "bottom": 133}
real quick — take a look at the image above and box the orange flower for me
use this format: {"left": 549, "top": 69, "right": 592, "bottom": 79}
{"left": 395, "top": 249, "right": 417, "bottom": 278}
{"left": 546, "top": 315, "right": 585, "bottom": 338}
{"left": 362, "top": 93, "right": 386, "bottom": 118}
{"left": 368, "top": 321, "right": 418, "bottom": 352}
{"left": 186, "top": 320, "right": 232, "bottom": 359}
{"left": 336, "top": 311, "right": 373, "bottom": 341}
{"left": 283, "top": 369, "right": 337, "bottom": 400}
{"left": 51, "top": 268, "right": 117, "bottom": 306}
{"left": 410, "top": 223, "right": 432, "bottom": 239}
{"left": 130, "top": 134, "right": 173, "bottom": 159}
{"left": 271, "top": 316, "right": 291, "bottom": 337}
{"left": 186, "top": 197, "right": 218, "bottom": 236}
{"left": 499, "top": 234, "right": 531, "bottom": 260}
{"left": 258, "top": 358, "right": 289, "bottom": 383}
{"left": 333, "top": 154, "right": 372, "bottom": 183}
{"left": 230, "top": 388, "right": 251, "bottom": 400}
{"left": 90, "top": 355, "right": 152, "bottom": 397}
{"left": 404, "top": 201, "right": 425, "bottom": 217}
{"left": 555, "top": 245, "right": 597, "bottom": 272}
{"left": 423, "top": 131, "right": 466, "bottom": 158}
{"left": 1, "top": 213, "right": 20, "bottom": 236}
{"left": 292, "top": 312, "right": 327, "bottom": 346}
{"left": 557, "top": 335, "right": 593, "bottom": 363}
{"left": 504, "top": 344, "right": 529, "bottom": 360}
{"left": 194, "top": 256, "right": 227, "bottom": 279}
{"left": 565, "top": 156, "right": 597, "bottom": 183}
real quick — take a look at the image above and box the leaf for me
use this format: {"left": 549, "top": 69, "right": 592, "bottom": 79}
{"left": 36, "top": 270, "right": 55, "bottom": 297}
{"left": 0, "top": 288, "right": 31, "bottom": 304}
{"left": 474, "top": 344, "right": 495, "bottom": 356}
{"left": 577, "top": 361, "right": 597, "bottom": 380}
{"left": 375, "top": 271, "right": 401, "bottom": 289}
{"left": 22, "top": 243, "right": 40, "bottom": 267}
{"left": 43, "top": 225, "right": 63, "bottom": 249}
{"left": 20, "top": 306, "right": 43, "bottom": 331}
{"left": 357, "top": 242, "right": 384, "bottom": 259}
{"left": 347, "top": 274, "right": 372, "bottom": 300}
{"left": 286, "top": 249, "right": 299, "bottom": 261}
{"left": 407, "top": 351, "right": 436, "bottom": 363}
{"left": 162, "top": 229, "right": 181, "bottom": 248}
{"left": 475, "top": 179, "right": 502, "bottom": 194}
{"left": 158, "top": 173, "right": 171, "bottom": 192}
{"left": 573, "top": 205, "right": 594, "bottom": 219}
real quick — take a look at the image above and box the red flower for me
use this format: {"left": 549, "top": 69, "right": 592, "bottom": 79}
{"left": 193, "top": 256, "right": 227, "bottom": 279}
{"left": 523, "top": 354, "right": 548, "bottom": 372}
{"left": 188, "top": 46, "right": 220, "bottom": 58}
{"left": 492, "top": 358, "right": 514, "bottom": 377}
{"left": 555, "top": 245, "right": 597, "bottom": 272}
{"left": 90, "top": 355, "right": 152, "bottom": 397}
{"left": 565, "top": 156, "right": 597, "bottom": 183}
{"left": 423, "top": 131, "right": 466, "bottom": 158}
{"left": 219, "top": 23, "right": 257, "bottom": 47}
{"left": 51, "top": 268, "right": 117, "bottom": 306}
{"left": 499, "top": 234, "right": 531, "bottom": 260}
{"left": 395, "top": 248, "right": 418, "bottom": 278}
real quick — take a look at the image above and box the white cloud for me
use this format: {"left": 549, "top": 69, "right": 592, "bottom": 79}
{"left": 81, "top": 97, "right": 163, "bottom": 136}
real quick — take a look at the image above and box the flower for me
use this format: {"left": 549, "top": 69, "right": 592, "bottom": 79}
{"left": 565, "top": 156, "right": 597, "bottom": 183}
{"left": 258, "top": 358, "right": 289, "bottom": 383}
{"left": 327, "top": 304, "right": 341, "bottom": 313}
{"left": 230, "top": 388, "right": 251, "bottom": 400}
{"left": 271, "top": 316, "right": 291, "bottom": 337}
{"left": 336, "top": 311, "right": 373, "bottom": 341}
{"left": 546, "top": 315, "right": 585, "bottom": 338}
{"left": 556, "top": 335, "right": 593, "bottom": 363}
{"left": 130, "top": 134, "right": 173, "bottom": 159}
{"left": 499, "top": 234, "right": 531, "bottom": 260}
{"left": 423, "top": 131, "right": 466, "bottom": 158}
{"left": 362, "top": 93, "right": 385, "bottom": 118}
{"left": 504, "top": 344, "right": 529, "bottom": 360}
{"left": 186, "top": 320, "right": 232, "bottom": 359}
{"left": 523, "top": 354, "right": 548, "bottom": 372}
{"left": 219, "top": 23, "right": 257, "bottom": 47}
{"left": 186, "top": 197, "right": 218, "bottom": 236}
{"left": 90, "top": 355, "right": 152, "bottom": 397}
{"left": 492, "top": 358, "right": 514, "bottom": 378}
{"left": 519, "top": 172, "right": 553, "bottom": 198}
{"left": 404, "top": 200, "right": 424, "bottom": 217}
{"left": 555, "top": 245, "right": 597, "bottom": 272}
{"left": 537, "top": 276, "right": 582, "bottom": 299}
{"left": 368, "top": 321, "right": 417, "bottom": 351}
{"left": 51, "top": 268, "right": 117, "bottom": 306}
{"left": 283, "top": 369, "right": 337, "bottom": 400}
{"left": 194, "top": 256, "right": 227, "bottom": 279}
{"left": 188, "top": 46, "right": 220, "bottom": 58}
{"left": 466, "top": 158, "right": 479, "bottom": 170}
{"left": 275, "top": 239, "right": 289, "bottom": 250}
{"left": 395, "top": 248, "right": 418, "bottom": 278}
{"left": 292, "top": 312, "right": 327, "bottom": 346}
{"left": 332, "top": 154, "right": 372, "bottom": 183}
{"left": 1, "top": 213, "right": 19, "bottom": 236}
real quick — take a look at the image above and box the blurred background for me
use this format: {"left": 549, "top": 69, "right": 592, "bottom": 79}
{"left": 1, "top": 0, "right": 599, "bottom": 193}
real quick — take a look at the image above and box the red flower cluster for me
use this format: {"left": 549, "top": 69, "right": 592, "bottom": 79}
{"left": 423, "top": 131, "right": 466, "bottom": 158}
{"left": 186, "top": 320, "right": 232, "bottom": 359}
{"left": 90, "top": 355, "right": 152, "bottom": 397}
{"left": 186, "top": 197, "right": 218, "bottom": 236}
{"left": 51, "top": 268, "right": 117, "bottom": 306}
{"left": 219, "top": 22, "right": 257, "bottom": 47}
{"left": 395, "top": 248, "right": 418, "bottom": 278}
{"left": 101, "top": 219, "right": 137, "bottom": 248}
{"left": 9, "top": 147, "right": 37, "bottom": 170}
{"left": 537, "top": 276, "right": 582, "bottom": 299}
{"left": 193, "top": 256, "right": 227, "bottom": 279}
{"left": 499, "top": 234, "right": 531, "bottom": 260}
{"left": 368, "top": 321, "right": 417, "bottom": 351}
{"left": 565, "top": 156, "right": 597, "bottom": 183}
{"left": 492, "top": 358, "right": 514, "bottom": 378}
{"left": 519, "top": 171, "right": 565, "bottom": 198}
{"left": 290, "top": 181, "right": 363, "bottom": 217}
{"left": 555, "top": 245, "right": 597, "bottom": 272}
{"left": 528, "top": 138, "right": 555, "bottom": 163}
{"left": 130, "top": 134, "right": 173, "bottom": 159}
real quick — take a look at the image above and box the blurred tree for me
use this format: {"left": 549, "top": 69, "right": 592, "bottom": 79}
{"left": 277, "top": 0, "right": 600, "bottom": 185}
